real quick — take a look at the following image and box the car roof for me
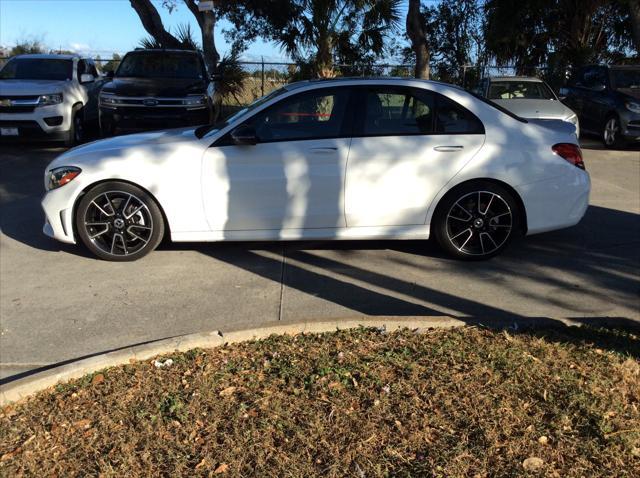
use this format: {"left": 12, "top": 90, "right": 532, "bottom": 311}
{"left": 128, "top": 49, "right": 199, "bottom": 54}
{"left": 282, "top": 76, "right": 467, "bottom": 92}
{"left": 13, "top": 53, "right": 80, "bottom": 60}
{"left": 486, "top": 76, "right": 543, "bottom": 82}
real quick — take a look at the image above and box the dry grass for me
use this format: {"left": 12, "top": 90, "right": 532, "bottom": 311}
{"left": 1, "top": 326, "right": 639, "bottom": 477}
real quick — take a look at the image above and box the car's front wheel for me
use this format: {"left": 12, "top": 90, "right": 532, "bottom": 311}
{"left": 75, "top": 182, "right": 165, "bottom": 261}
{"left": 432, "top": 182, "right": 520, "bottom": 260}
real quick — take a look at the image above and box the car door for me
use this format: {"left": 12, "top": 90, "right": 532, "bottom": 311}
{"left": 345, "top": 86, "right": 485, "bottom": 228}
{"left": 202, "top": 86, "right": 353, "bottom": 233}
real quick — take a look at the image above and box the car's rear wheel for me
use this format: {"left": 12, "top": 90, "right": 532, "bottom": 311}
{"left": 603, "top": 114, "right": 625, "bottom": 149}
{"left": 75, "top": 182, "right": 164, "bottom": 261}
{"left": 433, "top": 182, "right": 520, "bottom": 260}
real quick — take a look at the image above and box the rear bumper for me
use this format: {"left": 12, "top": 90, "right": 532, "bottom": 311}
{"left": 517, "top": 168, "right": 590, "bottom": 235}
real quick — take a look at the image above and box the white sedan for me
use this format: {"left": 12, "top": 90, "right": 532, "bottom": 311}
{"left": 42, "top": 78, "right": 590, "bottom": 261}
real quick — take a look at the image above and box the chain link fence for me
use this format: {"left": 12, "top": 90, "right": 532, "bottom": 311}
{"left": 1, "top": 56, "right": 562, "bottom": 104}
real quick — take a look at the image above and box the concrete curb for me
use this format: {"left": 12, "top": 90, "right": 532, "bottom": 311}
{"left": 1, "top": 316, "right": 465, "bottom": 406}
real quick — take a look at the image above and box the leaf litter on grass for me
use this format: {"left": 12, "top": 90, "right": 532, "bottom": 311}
{"left": 0, "top": 326, "right": 639, "bottom": 477}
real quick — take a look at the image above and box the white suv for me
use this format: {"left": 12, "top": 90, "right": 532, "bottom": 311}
{"left": 0, "top": 54, "right": 103, "bottom": 145}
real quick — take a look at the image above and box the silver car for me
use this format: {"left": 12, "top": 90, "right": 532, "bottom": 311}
{"left": 474, "top": 76, "right": 579, "bottom": 136}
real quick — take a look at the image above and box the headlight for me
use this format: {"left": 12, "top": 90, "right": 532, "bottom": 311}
{"left": 183, "top": 95, "right": 206, "bottom": 106}
{"left": 47, "top": 167, "right": 81, "bottom": 190}
{"left": 38, "top": 94, "right": 63, "bottom": 106}
{"left": 626, "top": 101, "right": 640, "bottom": 114}
{"left": 566, "top": 114, "right": 578, "bottom": 125}
{"left": 99, "top": 93, "right": 117, "bottom": 105}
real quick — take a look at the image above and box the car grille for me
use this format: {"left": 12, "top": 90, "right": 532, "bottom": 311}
{"left": 0, "top": 95, "right": 39, "bottom": 113}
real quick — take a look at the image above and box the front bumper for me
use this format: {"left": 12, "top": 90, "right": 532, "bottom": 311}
{"left": 620, "top": 110, "right": 640, "bottom": 142}
{"left": 0, "top": 102, "right": 71, "bottom": 141}
{"left": 100, "top": 105, "right": 210, "bottom": 133}
{"left": 41, "top": 181, "right": 84, "bottom": 244}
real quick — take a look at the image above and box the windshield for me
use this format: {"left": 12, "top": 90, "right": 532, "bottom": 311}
{"left": 195, "top": 86, "right": 290, "bottom": 139}
{"left": 610, "top": 68, "right": 640, "bottom": 89}
{"left": 116, "top": 53, "right": 204, "bottom": 79}
{"left": 0, "top": 58, "right": 73, "bottom": 81}
{"left": 488, "top": 81, "right": 556, "bottom": 100}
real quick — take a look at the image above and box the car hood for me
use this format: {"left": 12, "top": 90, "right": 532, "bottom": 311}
{"left": 492, "top": 99, "right": 575, "bottom": 119}
{"left": 102, "top": 77, "right": 207, "bottom": 97}
{"left": 0, "top": 79, "right": 71, "bottom": 96}
{"left": 49, "top": 127, "right": 199, "bottom": 168}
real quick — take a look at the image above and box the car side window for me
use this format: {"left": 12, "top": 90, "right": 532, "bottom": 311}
{"left": 252, "top": 88, "right": 349, "bottom": 142}
{"left": 434, "top": 94, "right": 484, "bottom": 134}
{"left": 362, "top": 87, "right": 434, "bottom": 135}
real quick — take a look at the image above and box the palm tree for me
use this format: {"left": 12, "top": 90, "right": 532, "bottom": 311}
{"left": 275, "top": 0, "right": 402, "bottom": 78}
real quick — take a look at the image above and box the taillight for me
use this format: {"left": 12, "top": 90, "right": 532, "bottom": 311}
{"left": 552, "top": 143, "right": 585, "bottom": 170}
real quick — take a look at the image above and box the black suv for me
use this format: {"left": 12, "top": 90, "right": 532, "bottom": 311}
{"left": 99, "top": 49, "right": 213, "bottom": 135}
{"left": 560, "top": 64, "right": 640, "bottom": 148}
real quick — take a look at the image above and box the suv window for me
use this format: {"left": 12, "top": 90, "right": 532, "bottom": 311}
{"left": 116, "top": 52, "right": 204, "bottom": 79}
{"left": 362, "top": 87, "right": 434, "bottom": 135}
{"left": 252, "top": 88, "right": 350, "bottom": 142}
{"left": 0, "top": 58, "right": 73, "bottom": 81}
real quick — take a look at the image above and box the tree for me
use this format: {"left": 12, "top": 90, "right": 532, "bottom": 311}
{"left": 129, "top": 0, "right": 226, "bottom": 74}
{"left": 626, "top": 0, "right": 640, "bottom": 53}
{"left": 484, "top": 0, "right": 637, "bottom": 75}
{"left": 265, "top": 0, "right": 402, "bottom": 78}
{"left": 10, "top": 38, "right": 46, "bottom": 56}
{"left": 406, "top": 0, "right": 430, "bottom": 79}
{"left": 427, "top": 0, "right": 481, "bottom": 83}
{"left": 102, "top": 53, "right": 122, "bottom": 73}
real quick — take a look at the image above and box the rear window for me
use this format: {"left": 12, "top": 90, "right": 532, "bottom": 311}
{"left": 116, "top": 52, "right": 204, "bottom": 79}
{"left": 0, "top": 58, "right": 73, "bottom": 81}
{"left": 488, "top": 81, "right": 556, "bottom": 100}
{"left": 470, "top": 91, "right": 528, "bottom": 123}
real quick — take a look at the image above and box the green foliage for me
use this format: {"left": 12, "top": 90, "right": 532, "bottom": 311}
{"left": 9, "top": 37, "right": 46, "bottom": 56}
{"left": 138, "top": 23, "right": 199, "bottom": 51}
{"left": 101, "top": 53, "right": 122, "bottom": 73}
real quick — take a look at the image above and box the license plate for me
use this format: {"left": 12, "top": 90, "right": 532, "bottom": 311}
{"left": 0, "top": 127, "right": 18, "bottom": 136}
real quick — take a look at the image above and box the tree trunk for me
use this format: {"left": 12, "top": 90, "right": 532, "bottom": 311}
{"left": 129, "top": 0, "right": 182, "bottom": 48}
{"left": 406, "top": 0, "right": 430, "bottom": 79}
{"left": 315, "top": 33, "right": 335, "bottom": 78}
{"left": 183, "top": 0, "right": 220, "bottom": 74}
{"left": 630, "top": 0, "right": 640, "bottom": 54}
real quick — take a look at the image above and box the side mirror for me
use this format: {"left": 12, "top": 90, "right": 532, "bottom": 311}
{"left": 80, "top": 73, "right": 95, "bottom": 84}
{"left": 105, "top": 71, "right": 115, "bottom": 79}
{"left": 230, "top": 124, "right": 257, "bottom": 145}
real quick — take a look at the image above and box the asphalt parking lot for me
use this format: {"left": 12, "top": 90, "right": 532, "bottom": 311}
{"left": 1, "top": 138, "right": 639, "bottom": 380}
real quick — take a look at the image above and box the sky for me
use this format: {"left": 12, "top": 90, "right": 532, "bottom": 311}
{"left": 0, "top": 0, "right": 287, "bottom": 61}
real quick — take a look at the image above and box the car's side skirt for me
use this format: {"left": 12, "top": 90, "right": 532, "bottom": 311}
{"left": 170, "top": 225, "right": 431, "bottom": 243}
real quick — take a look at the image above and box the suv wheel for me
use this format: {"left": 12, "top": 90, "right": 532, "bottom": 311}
{"left": 64, "top": 106, "right": 84, "bottom": 147}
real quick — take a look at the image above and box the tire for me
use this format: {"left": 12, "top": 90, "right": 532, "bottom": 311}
{"left": 75, "top": 181, "right": 165, "bottom": 261}
{"left": 432, "top": 181, "right": 521, "bottom": 260}
{"left": 602, "top": 114, "right": 625, "bottom": 149}
{"left": 64, "top": 105, "right": 84, "bottom": 147}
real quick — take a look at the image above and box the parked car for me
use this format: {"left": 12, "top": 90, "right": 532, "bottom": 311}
{"left": 560, "top": 64, "right": 640, "bottom": 148}
{"left": 473, "top": 76, "right": 579, "bottom": 136}
{"left": 0, "top": 54, "right": 103, "bottom": 145}
{"left": 42, "top": 78, "right": 589, "bottom": 262}
{"left": 99, "top": 49, "right": 214, "bottom": 136}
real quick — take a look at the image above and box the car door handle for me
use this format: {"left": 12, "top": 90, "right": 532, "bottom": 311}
{"left": 434, "top": 145, "right": 464, "bottom": 152}
{"left": 308, "top": 147, "right": 338, "bottom": 154}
